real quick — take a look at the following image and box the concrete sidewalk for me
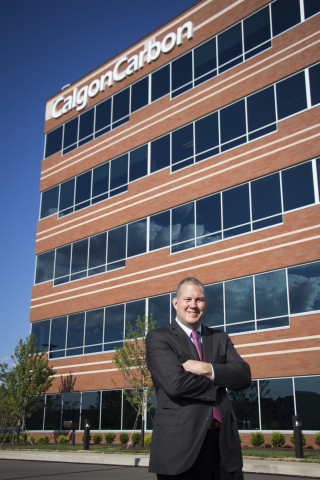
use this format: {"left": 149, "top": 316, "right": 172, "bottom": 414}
{"left": 0, "top": 450, "right": 319, "bottom": 477}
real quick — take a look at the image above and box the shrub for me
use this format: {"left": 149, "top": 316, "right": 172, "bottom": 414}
{"left": 81, "top": 433, "right": 92, "bottom": 442}
{"left": 93, "top": 433, "right": 103, "bottom": 444}
{"left": 104, "top": 432, "right": 116, "bottom": 444}
{"left": 132, "top": 432, "right": 141, "bottom": 444}
{"left": 119, "top": 432, "right": 129, "bottom": 444}
{"left": 289, "top": 432, "right": 306, "bottom": 446}
{"left": 250, "top": 432, "right": 265, "bottom": 447}
{"left": 144, "top": 434, "right": 152, "bottom": 446}
{"left": 314, "top": 432, "right": 320, "bottom": 448}
{"left": 58, "top": 435, "right": 69, "bottom": 444}
{"left": 19, "top": 433, "right": 35, "bottom": 444}
{"left": 0, "top": 433, "right": 11, "bottom": 443}
{"left": 264, "top": 443, "right": 272, "bottom": 448}
{"left": 37, "top": 436, "right": 50, "bottom": 444}
{"left": 239, "top": 435, "right": 242, "bottom": 444}
{"left": 270, "top": 432, "right": 285, "bottom": 447}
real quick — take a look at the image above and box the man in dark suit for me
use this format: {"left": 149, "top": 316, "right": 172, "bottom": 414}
{"left": 146, "top": 277, "right": 251, "bottom": 479}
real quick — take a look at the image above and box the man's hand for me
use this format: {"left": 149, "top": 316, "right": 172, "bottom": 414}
{"left": 182, "top": 360, "right": 212, "bottom": 379}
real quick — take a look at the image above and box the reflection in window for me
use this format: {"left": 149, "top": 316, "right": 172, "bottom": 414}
{"left": 40, "top": 186, "right": 59, "bottom": 219}
{"left": 148, "top": 294, "right": 170, "bottom": 329}
{"left": 44, "top": 395, "right": 62, "bottom": 430}
{"left": 123, "top": 391, "right": 142, "bottom": 430}
{"left": 260, "top": 378, "right": 294, "bottom": 430}
{"left": 85, "top": 309, "right": 104, "bottom": 353}
{"left": 31, "top": 320, "right": 50, "bottom": 352}
{"left": 282, "top": 162, "right": 314, "bottom": 211}
{"left": 105, "top": 304, "right": 124, "bottom": 345}
{"left": 203, "top": 283, "right": 224, "bottom": 328}
{"left": 244, "top": 6, "right": 271, "bottom": 59}
{"left": 127, "top": 219, "right": 147, "bottom": 257}
{"left": 225, "top": 277, "right": 254, "bottom": 325}
{"left": 62, "top": 392, "right": 81, "bottom": 426}
{"left": 35, "top": 251, "right": 55, "bottom": 284}
{"left": 229, "top": 381, "right": 259, "bottom": 430}
{"left": 255, "top": 270, "right": 288, "bottom": 319}
{"left": 218, "top": 23, "right": 242, "bottom": 73}
{"left": 67, "top": 313, "right": 84, "bottom": 356}
{"left": 172, "top": 202, "right": 195, "bottom": 252}
{"left": 81, "top": 391, "right": 101, "bottom": 429}
{"left": 50, "top": 316, "right": 67, "bottom": 358}
{"left": 288, "top": 262, "right": 320, "bottom": 314}
{"left": 295, "top": 376, "right": 320, "bottom": 430}
{"left": 150, "top": 211, "right": 170, "bottom": 251}
{"left": 101, "top": 390, "right": 122, "bottom": 430}
{"left": 125, "top": 300, "right": 145, "bottom": 334}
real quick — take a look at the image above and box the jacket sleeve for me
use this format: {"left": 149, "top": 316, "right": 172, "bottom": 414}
{"left": 146, "top": 329, "right": 217, "bottom": 402}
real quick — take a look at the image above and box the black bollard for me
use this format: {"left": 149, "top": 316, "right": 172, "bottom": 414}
{"left": 292, "top": 415, "right": 304, "bottom": 458}
{"left": 83, "top": 419, "right": 91, "bottom": 450}
{"left": 141, "top": 420, "right": 145, "bottom": 447}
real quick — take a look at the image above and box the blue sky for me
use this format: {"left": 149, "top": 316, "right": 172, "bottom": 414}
{"left": 0, "top": 0, "right": 198, "bottom": 365}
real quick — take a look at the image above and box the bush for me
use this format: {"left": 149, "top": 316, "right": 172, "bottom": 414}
{"left": 19, "top": 433, "right": 35, "bottom": 444}
{"left": 144, "top": 434, "right": 152, "bottom": 446}
{"left": 132, "top": 432, "right": 141, "bottom": 444}
{"left": 264, "top": 443, "right": 272, "bottom": 448}
{"left": 314, "top": 432, "right": 320, "bottom": 448}
{"left": 93, "top": 433, "right": 103, "bottom": 444}
{"left": 270, "top": 432, "right": 285, "bottom": 447}
{"left": 289, "top": 432, "right": 306, "bottom": 446}
{"left": 81, "top": 433, "right": 92, "bottom": 442}
{"left": 37, "top": 436, "right": 50, "bottom": 444}
{"left": 119, "top": 432, "right": 129, "bottom": 444}
{"left": 250, "top": 432, "right": 265, "bottom": 447}
{"left": 0, "top": 433, "right": 11, "bottom": 443}
{"left": 104, "top": 432, "right": 116, "bottom": 444}
{"left": 239, "top": 435, "right": 242, "bottom": 444}
{"left": 58, "top": 435, "right": 69, "bottom": 444}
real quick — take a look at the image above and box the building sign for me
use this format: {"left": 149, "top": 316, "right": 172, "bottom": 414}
{"left": 52, "top": 21, "right": 193, "bottom": 119}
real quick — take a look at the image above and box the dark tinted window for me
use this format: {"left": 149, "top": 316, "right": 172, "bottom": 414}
{"left": 95, "top": 98, "right": 111, "bottom": 134}
{"left": 171, "top": 52, "right": 192, "bottom": 94}
{"left": 229, "top": 381, "right": 260, "bottom": 430}
{"left": 31, "top": 320, "right": 50, "bottom": 352}
{"left": 55, "top": 245, "right": 71, "bottom": 281}
{"left": 309, "top": 63, "right": 320, "bottom": 106}
{"left": 282, "top": 162, "right": 314, "bottom": 211}
{"left": 44, "top": 395, "right": 62, "bottom": 430}
{"left": 196, "top": 194, "right": 221, "bottom": 237}
{"left": 123, "top": 392, "right": 141, "bottom": 430}
{"left": 59, "top": 179, "right": 75, "bottom": 214}
{"left": 271, "top": 0, "right": 300, "bottom": 36}
{"left": 244, "top": 6, "right": 271, "bottom": 58}
{"left": 101, "top": 390, "right": 122, "bottom": 430}
{"left": 79, "top": 108, "right": 94, "bottom": 141}
{"left": 304, "top": 0, "right": 320, "bottom": 18}
{"left": 35, "top": 250, "right": 55, "bottom": 284}
{"left": 247, "top": 86, "right": 276, "bottom": 133}
{"left": 218, "top": 23, "right": 242, "bottom": 72}
{"left": 89, "top": 232, "right": 106, "bottom": 273}
{"left": 50, "top": 316, "right": 67, "bottom": 351}
{"left": 26, "top": 398, "right": 44, "bottom": 430}
{"left": 131, "top": 77, "right": 148, "bottom": 113}
{"left": 288, "top": 261, "right": 320, "bottom": 314}
{"left": 202, "top": 283, "right": 224, "bottom": 327}
{"left": 251, "top": 173, "right": 281, "bottom": 221}
{"left": 92, "top": 163, "right": 109, "bottom": 200}
{"left": 63, "top": 117, "right": 78, "bottom": 150}
{"left": 295, "top": 376, "right": 320, "bottom": 430}
{"left": 195, "top": 112, "right": 219, "bottom": 154}
{"left": 81, "top": 391, "right": 100, "bottom": 429}
{"left": 172, "top": 124, "right": 194, "bottom": 164}
{"left": 220, "top": 99, "right": 246, "bottom": 146}
{"left": 276, "top": 72, "right": 307, "bottom": 119}
{"left": 107, "top": 226, "right": 126, "bottom": 264}
{"left": 149, "top": 294, "right": 170, "bottom": 329}
{"left": 129, "top": 145, "right": 148, "bottom": 182}
{"left": 223, "top": 184, "right": 250, "bottom": 229}
{"left": 127, "top": 219, "right": 147, "bottom": 257}
{"left": 75, "top": 171, "right": 91, "bottom": 206}
{"left": 151, "top": 65, "right": 170, "bottom": 102}
{"left": 112, "top": 87, "right": 130, "bottom": 123}
{"left": 194, "top": 38, "right": 217, "bottom": 83}
{"left": 45, "top": 126, "right": 63, "bottom": 158}
{"left": 105, "top": 304, "right": 124, "bottom": 343}
{"left": 110, "top": 154, "right": 128, "bottom": 192}
{"left": 225, "top": 277, "right": 254, "bottom": 324}
{"left": 41, "top": 186, "right": 59, "bottom": 219}
{"left": 71, "top": 239, "right": 88, "bottom": 279}
{"left": 125, "top": 299, "right": 145, "bottom": 333}
{"left": 150, "top": 211, "right": 170, "bottom": 251}
{"left": 260, "top": 378, "right": 294, "bottom": 429}
{"left": 151, "top": 134, "right": 170, "bottom": 172}
{"left": 317, "top": 158, "right": 320, "bottom": 199}
{"left": 67, "top": 313, "right": 84, "bottom": 350}
{"left": 85, "top": 309, "right": 104, "bottom": 347}
{"left": 255, "top": 270, "right": 288, "bottom": 319}
{"left": 62, "top": 392, "right": 81, "bottom": 424}
{"left": 172, "top": 203, "right": 195, "bottom": 245}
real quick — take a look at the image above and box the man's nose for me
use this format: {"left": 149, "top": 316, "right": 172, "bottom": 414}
{"left": 189, "top": 299, "right": 197, "bottom": 308}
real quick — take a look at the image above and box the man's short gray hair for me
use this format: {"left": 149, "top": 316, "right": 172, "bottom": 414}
{"left": 175, "top": 277, "right": 206, "bottom": 299}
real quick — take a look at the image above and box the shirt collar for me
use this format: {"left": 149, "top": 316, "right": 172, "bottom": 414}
{"left": 175, "top": 317, "right": 201, "bottom": 339}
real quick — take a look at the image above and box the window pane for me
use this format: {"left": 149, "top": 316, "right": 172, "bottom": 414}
{"left": 309, "top": 63, "right": 320, "bottom": 106}
{"left": 50, "top": 316, "right": 67, "bottom": 351}
{"left": 151, "top": 65, "right": 170, "bottom": 102}
{"left": 110, "top": 154, "right": 128, "bottom": 191}
{"left": 75, "top": 171, "right": 91, "bottom": 206}
{"left": 295, "top": 376, "right": 320, "bottom": 430}
{"left": 196, "top": 194, "right": 221, "bottom": 238}
{"left": 151, "top": 135, "right": 170, "bottom": 172}
{"left": 41, "top": 186, "right": 59, "bottom": 218}
{"left": 220, "top": 100, "right": 246, "bottom": 145}
{"left": 194, "top": 38, "right": 217, "bottom": 80}
{"left": 149, "top": 294, "right": 170, "bottom": 329}
{"left": 276, "top": 72, "right": 307, "bottom": 119}
{"left": 195, "top": 112, "right": 219, "bottom": 154}
{"left": 251, "top": 173, "right": 281, "bottom": 221}
{"left": 59, "top": 179, "right": 75, "bottom": 213}
{"left": 202, "top": 283, "right": 224, "bottom": 327}
{"left": 25, "top": 397, "right": 44, "bottom": 430}
{"left": 101, "top": 390, "right": 122, "bottom": 430}
{"left": 172, "top": 124, "right": 194, "bottom": 164}
{"left": 31, "top": 320, "right": 50, "bottom": 352}
{"left": 123, "top": 391, "right": 141, "bottom": 430}
{"left": 129, "top": 145, "right": 148, "bottom": 182}
{"left": 229, "top": 381, "right": 259, "bottom": 430}
{"left": 55, "top": 245, "right": 71, "bottom": 279}
{"left": 67, "top": 312, "right": 84, "bottom": 349}
{"left": 63, "top": 117, "right": 78, "bottom": 149}
{"left": 223, "top": 183, "right": 250, "bottom": 230}
{"left": 172, "top": 202, "right": 195, "bottom": 244}
{"left": 44, "top": 395, "right": 62, "bottom": 430}
{"left": 127, "top": 219, "right": 147, "bottom": 257}
{"left": 304, "top": 0, "right": 320, "bottom": 18}
{"left": 288, "top": 261, "right": 320, "bottom": 314}
{"left": 89, "top": 232, "right": 106, "bottom": 270}
{"left": 107, "top": 226, "right": 126, "bottom": 264}
{"left": 113, "top": 87, "right": 130, "bottom": 122}
{"left": 171, "top": 52, "right": 192, "bottom": 92}
{"left": 81, "top": 391, "right": 100, "bottom": 430}
{"left": 71, "top": 239, "right": 88, "bottom": 277}
{"left": 131, "top": 77, "right": 148, "bottom": 113}
{"left": 260, "top": 378, "right": 294, "bottom": 429}
{"left": 79, "top": 108, "right": 94, "bottom": 141}
{"left": 225, "top": 277, "right": 254, "bottom": 324}
{"left": 95, "top": 98, "right": 111, "bottom": 133}
{"left": 150, "top": 210, "right": 170, "bottom": 250}
{"left": 255, "top": 270, "right": 288, "bottom": 319}
{"left": 271, "top": 0, "right": 300, "bottom": 37}
{"left": 282, "top": 162, "right": 314, "bottom": 211}
{"left": 247, "top": 86, "right": 276, "bottom": 133}
{"left": 85, "top": 309, "right": 104, "bottom": 346}
{"left": 35, "top": 250, "right": 55, "bottom": 284}
{"left": 244, "top": 6, "right": 271, "bottom": 55}
{"left": 218, "top": 23, "right": 242, "bottom": 69}
{"left": 105, "top": 304, "right": 124, "bottom": 343}
{"left": 147, "top": 392, "right": 157, "bottom": 429}
{"left": 92, "top": 163, "right": 109, "bottom": 200}
{"left": 45, "top": 126, "right": 63, "bottom": 158}
{"left": 62, "top": 392, "right": 80, "bottom": 426}
{"left": 125, "top": 299, "right": 145, "bottom": 333}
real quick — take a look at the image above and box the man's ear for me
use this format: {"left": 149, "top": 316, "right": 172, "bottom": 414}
{"left": 172, "top": 297, "right": 178, "bottom": 311}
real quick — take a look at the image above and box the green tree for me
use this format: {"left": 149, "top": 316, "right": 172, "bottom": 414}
{"left": 112, "top": 315, "right": 156, "bottom": 447}
{"left": 0, "top": 335, "right": 56, "bottom": 443}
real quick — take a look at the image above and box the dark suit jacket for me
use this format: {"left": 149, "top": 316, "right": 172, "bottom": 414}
{"left": 146, "top": 320, "right": 251, "bottom": 476}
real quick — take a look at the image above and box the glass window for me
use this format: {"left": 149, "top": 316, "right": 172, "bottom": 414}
{"left": 229, "top": 381, "right": 259, "bottom": 430}
{"left": 129, "top": 145, "right": 148, "bottom": 182}
{"left": 85, "top": 309, "right": 104, "bottom": 352}
{"left": 62, "top": 392, "right": 81, "bottom": 425}
{"left": 123, "top": 391, "right": 141, "bottom": 430}
{"left": 304, "top": 0, "right": 320, "bottom": 18}
{"left": 112, "top": 87, "right": 130, "bottom": 124}
{"left": 244, "top": 6, "right": 271, "bottom": 59}
{"left": 125, "top": 299, "right": 145, "bottom": 333}
{"left": 92, "top": 163, "right": 109, "bottom": 202}
{"left": 251, "top": 173, "right": 282, "bottom": 221}
{"left": 75, "top": 171, "right": 91, "bottom": 208}
{"left": 59, "top": 178, "right": 75, "bottom": 216}
{"left": 101, "top": 390, "right": 122, "bottom": 430}
{"left": 95, "top": 98, "right": 111, "bottom": 136}
{"left": 127, "top": 219, "right": 147, "bottom": 257}
{"left": 220, "top": 99, "right": 246, "bottom": 148}
{"left": 31, "top": 320, "right": 50, "bottom": 352}
{"left": 196, "top": 194, "right": 221, "bottom": 240}
{"left": 172, "top": 202, "right": 195, "bottom": 246}
{"left": 295, "top": 376, "right": 320, "bottom": 430}
{"left": 171, "top": 52, "right": 192, "bottom": 96}
{"left": 105, "top": 304, "right": 124, "bottom": 343}
{"left": 276, "top": 72, "right": 307, "bottom": 120}
{"left": 202, "top": 283, "right": 224, "bottom": 327}
{"left": 309, "top": 63, "right": 320, "bottom": 106}
{"left": 148, "top": 294, "right": 170, "bottom": 329}
{"left": 255, "top": 270, "right": 288, "bottom": 319}
{"left": 317, "top": 158, "right": 320, "bottom": 199}
{"left": 282, "top": 162, "right": 314, "bottom": 211}
{"left": 271, "top": 0, "right": 300, "bottom": 37}
{"left": 41, "top": 186, "right": 59, "bottom": 219}
{"left": 44, "top": 394, "right": 62, "bottom": 430}
{"left": 218, "top": 23, "right": 242, "bottom": 72}
{"left": 150, "top": 210, "right": 170, "bottom": 251}
{"left": 25, "top": 397, "right": 44, "bottom": 430}
{"left": 88, "top": 232, "right": 106, "bottom": 275}
{"left": 257, "top": 316, "right": 289, "bottom": 330}
{"left": 63, "top": 117, "right": 78, "bottom": 152}
{"left": 147, "top": 392, "right": 157, "bottom": 430}
{"left": 79, "top": 108, "right": 94, "bottom": 143}
{"left": 151, "top": 134, "right": 170, "bottom": 173}
{"left": 35, "top": 250, "right": 55, "bottom": 284}
{"left": 195, "top": 112, "right": 219, "bottom": 160}
{"left": 288, "top": 261, "right": 320, "bottom": 314}
{"left": 71, "top": 239, "right": 88, "bottom": 281}
{"left": 260, "top": 378, "right": 294, "bottom": 429}
{"left": 247, "top": 86, "right": 276, "bottom": 138}
{"left": 151, "top": 65, "right": 170, "bottom": 102}
{"left": 194, "top": 38, "right": 217, "bottom": 84}
{"left": 81, "top": 391, "right": 101, "bottom": 429}
{"left": 131, "top": 77, "right": 148, "bottom": 113}
{"left": 226, "top": 321, "right": 255, "bottom": 335}
{"left": 110, "top": 154, "right": 128, "bottom": 195}
{"left": 107, "top": 226, "right": 126, "bottom": 265}
{"left": 45, "top": 126, "right": 63, "bottom": 158}
{"left": 54, "top": 245, "right": 71, "bottom": 283}
{"left": 50, "top": 316, "right": 67, "bottom": 352}
{"left": 225, "top": 277, "right": 254, "bottom": 324}
{"left": 223, "top": 184, "right": 250, "bottom": 230}
{"left": 172, "top": 124, "right": 194, "bottom": 165}
{"left": 66, "top": 312, "right": 84, "bottom": 353}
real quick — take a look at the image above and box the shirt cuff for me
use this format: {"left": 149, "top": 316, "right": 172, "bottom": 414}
{"left": 210, "top": 364, "right": 215, "bottom": 382}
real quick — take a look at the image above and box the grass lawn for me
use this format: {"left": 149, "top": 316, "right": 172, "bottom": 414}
{"left": 242, "top": 449, "right": 320, "bottom": 461}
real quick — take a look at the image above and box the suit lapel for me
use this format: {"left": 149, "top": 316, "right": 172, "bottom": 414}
{"left": 169, "top": 319, "right": 200, "bottom": 360}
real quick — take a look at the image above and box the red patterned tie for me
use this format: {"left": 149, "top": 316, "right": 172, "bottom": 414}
{"left": 191, "top": 330, "right": 222, "bottom": 423}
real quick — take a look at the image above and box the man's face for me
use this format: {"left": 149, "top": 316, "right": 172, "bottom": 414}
{"left": 173, "top": 282, "right": 208, "bottom": 330}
